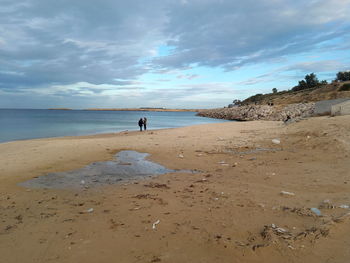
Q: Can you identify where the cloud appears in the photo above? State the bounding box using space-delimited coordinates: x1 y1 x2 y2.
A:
0 0 349 108
153 0 350 70
176 74 199 80
237 59 348 87
284 60 347 73
0 0 167 92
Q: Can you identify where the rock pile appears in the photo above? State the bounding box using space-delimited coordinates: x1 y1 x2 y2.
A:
197 103 315 121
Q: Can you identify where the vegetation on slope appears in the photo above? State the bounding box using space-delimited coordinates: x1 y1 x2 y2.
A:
231 71 350 106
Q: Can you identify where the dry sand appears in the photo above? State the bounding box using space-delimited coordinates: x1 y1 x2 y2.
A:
0 116 350 263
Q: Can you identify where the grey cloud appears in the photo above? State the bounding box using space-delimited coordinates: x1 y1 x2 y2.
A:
1 0 350 108
153 0 350 70
0 0 167 92
284 60 347 73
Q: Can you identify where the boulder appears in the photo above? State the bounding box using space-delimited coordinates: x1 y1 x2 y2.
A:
197 103 315 121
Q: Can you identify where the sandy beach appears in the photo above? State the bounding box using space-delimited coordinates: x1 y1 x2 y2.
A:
1 116 350 263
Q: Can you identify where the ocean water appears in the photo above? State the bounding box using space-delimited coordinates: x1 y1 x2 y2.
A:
0 109 229 143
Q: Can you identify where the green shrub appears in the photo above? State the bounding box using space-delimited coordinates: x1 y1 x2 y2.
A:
339 83 350 91
336 71 350 81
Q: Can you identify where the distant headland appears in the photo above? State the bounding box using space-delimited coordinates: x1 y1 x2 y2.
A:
48 108 72 110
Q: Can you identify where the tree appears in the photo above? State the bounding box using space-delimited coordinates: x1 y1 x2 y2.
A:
295 80 307 91
232 99 242 106
305 73 319 87
292 73 320 91
272 88 277 93
336 71 350 82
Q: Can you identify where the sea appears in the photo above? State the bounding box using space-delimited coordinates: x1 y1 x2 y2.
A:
0 109 229 143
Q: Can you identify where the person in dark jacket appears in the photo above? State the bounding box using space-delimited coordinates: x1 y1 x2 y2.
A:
143 117 147 131
138 118 143 131
284 115 291 124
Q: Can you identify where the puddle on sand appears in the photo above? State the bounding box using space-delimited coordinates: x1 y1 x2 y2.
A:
19 150 185 190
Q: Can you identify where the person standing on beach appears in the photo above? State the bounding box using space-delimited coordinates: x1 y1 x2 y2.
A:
143 117 147 131
138 118 143 131
284 115 291 124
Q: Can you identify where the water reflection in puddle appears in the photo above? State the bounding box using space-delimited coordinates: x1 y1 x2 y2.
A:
19 151 186 190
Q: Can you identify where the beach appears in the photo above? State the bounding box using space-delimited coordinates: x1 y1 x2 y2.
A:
1 115 350 263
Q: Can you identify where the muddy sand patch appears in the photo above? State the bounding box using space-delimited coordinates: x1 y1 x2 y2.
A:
19 150 192 190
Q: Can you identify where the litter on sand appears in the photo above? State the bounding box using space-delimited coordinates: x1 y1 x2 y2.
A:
152 219 160 230
310 207 322 216
272 139 281 144
280 191 295 196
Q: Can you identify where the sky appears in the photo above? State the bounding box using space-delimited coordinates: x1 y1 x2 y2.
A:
0 0 350 109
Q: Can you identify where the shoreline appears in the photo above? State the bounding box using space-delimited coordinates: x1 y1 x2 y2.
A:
0 130 133 145
0 125 202 145
1 116 350 263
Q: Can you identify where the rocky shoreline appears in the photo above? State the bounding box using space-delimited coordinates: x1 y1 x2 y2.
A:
197 103 315 121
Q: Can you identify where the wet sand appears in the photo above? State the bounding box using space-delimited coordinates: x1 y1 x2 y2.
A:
0 116 350 263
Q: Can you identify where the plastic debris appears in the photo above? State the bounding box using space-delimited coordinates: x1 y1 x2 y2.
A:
319 199 335 209
339 205 350 209
80 180 85 185
272 139 281 144
275 227 287 233
152 219 160 230
280 191 295 196
178 154 184 158
310 207 322 216
262 224 293 240
86 208 94 213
